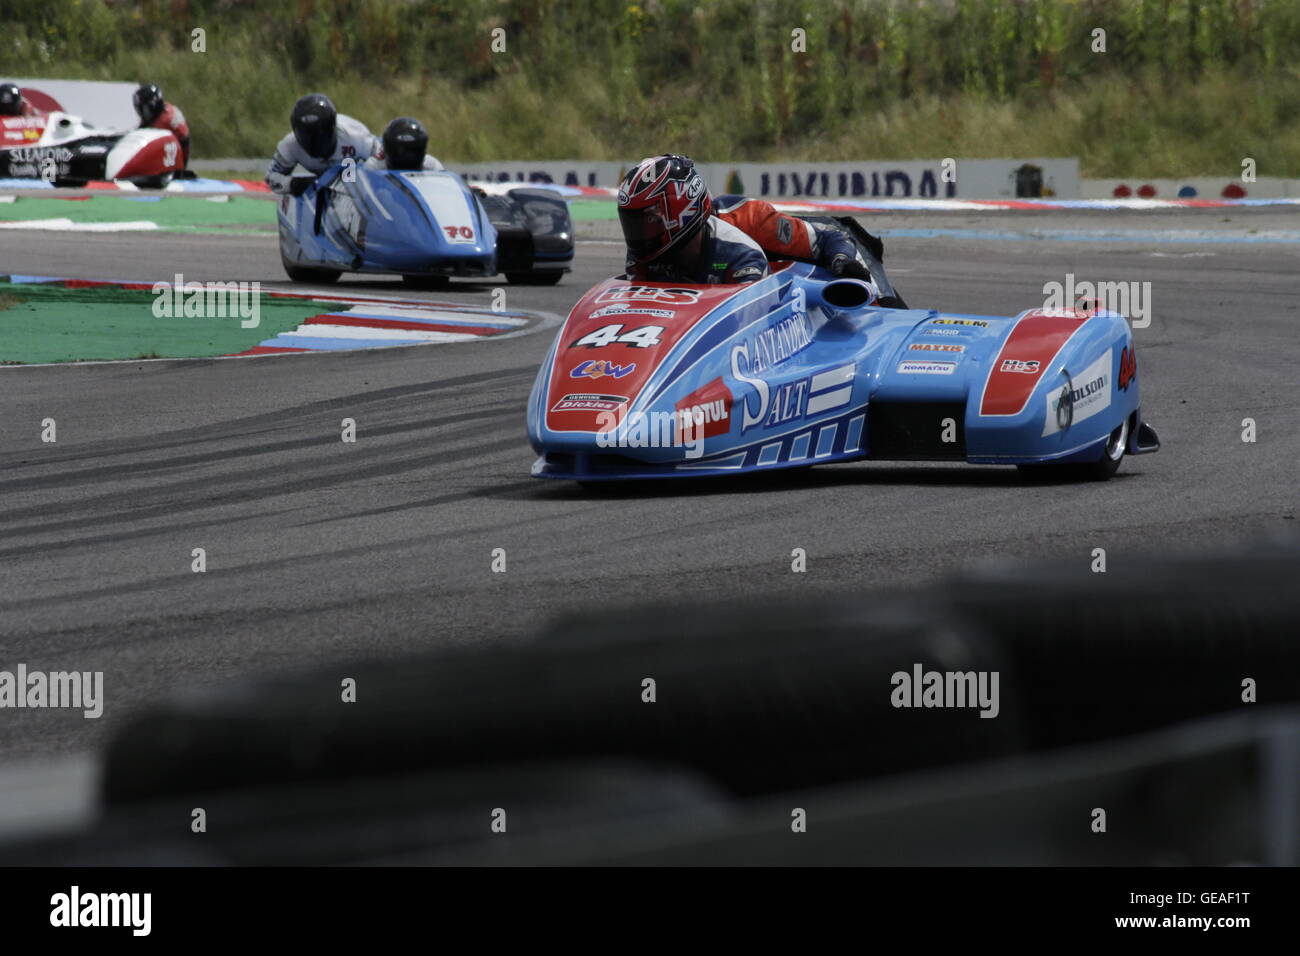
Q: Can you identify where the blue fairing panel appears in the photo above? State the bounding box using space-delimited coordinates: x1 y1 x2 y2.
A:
278 167 498 277
528 257 1154 481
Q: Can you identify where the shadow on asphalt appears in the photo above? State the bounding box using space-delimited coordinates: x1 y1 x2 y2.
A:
489 461 1140 501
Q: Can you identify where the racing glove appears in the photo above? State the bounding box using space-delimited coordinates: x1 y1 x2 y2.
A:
828 253 872 282
289 176 316 197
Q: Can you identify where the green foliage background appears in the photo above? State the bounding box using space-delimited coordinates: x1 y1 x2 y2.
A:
3 0 1298 174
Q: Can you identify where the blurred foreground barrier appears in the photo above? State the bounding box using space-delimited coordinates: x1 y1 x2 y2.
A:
3 541 1297 864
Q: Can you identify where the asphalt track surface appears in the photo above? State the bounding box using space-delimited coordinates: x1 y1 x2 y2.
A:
1 207 1297 761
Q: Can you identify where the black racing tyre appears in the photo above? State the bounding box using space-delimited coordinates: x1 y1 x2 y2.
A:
282 261 342 284
1081 419 1129 481
1017 419 1128 482
134 173 174 190
506 271 564 286
401 273 451 290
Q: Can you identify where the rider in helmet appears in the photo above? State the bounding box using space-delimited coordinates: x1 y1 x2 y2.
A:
618 154 769 284
619 155 878 285
713 194 875 281
265 93 380 195
0 82 37 117
365 117 444 171
132 83 191 167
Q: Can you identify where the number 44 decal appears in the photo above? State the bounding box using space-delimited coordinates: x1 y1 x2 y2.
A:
572 324 664 349
1119 344 1137 390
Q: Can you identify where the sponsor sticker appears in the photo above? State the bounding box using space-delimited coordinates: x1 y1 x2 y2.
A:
742 312 814 373
551 393 629 413
674 378 734 441
1033 308 1091 319
595 285 701 306
1042 352 1110 437
588 304 676 320
2 117 50 146
570 359 635 380
1055 381 1074 432
926 328 962 337
999 358 1040 373
731 349 855 433
4 145 73 163
897 360 957 375
931 318 989 328
910 342 965 353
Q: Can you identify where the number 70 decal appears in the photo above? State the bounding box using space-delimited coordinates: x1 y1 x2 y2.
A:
571 324 664 349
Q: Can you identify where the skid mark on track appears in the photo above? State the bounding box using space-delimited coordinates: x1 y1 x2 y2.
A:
0 397 527 499
0 424 521 546
0 365 536 473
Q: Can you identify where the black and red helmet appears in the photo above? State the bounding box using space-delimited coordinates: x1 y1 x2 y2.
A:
617 155 713 265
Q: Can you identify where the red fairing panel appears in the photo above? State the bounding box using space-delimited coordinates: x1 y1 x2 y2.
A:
544 279 739 434
980 309 1091 416
108 131 183 180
